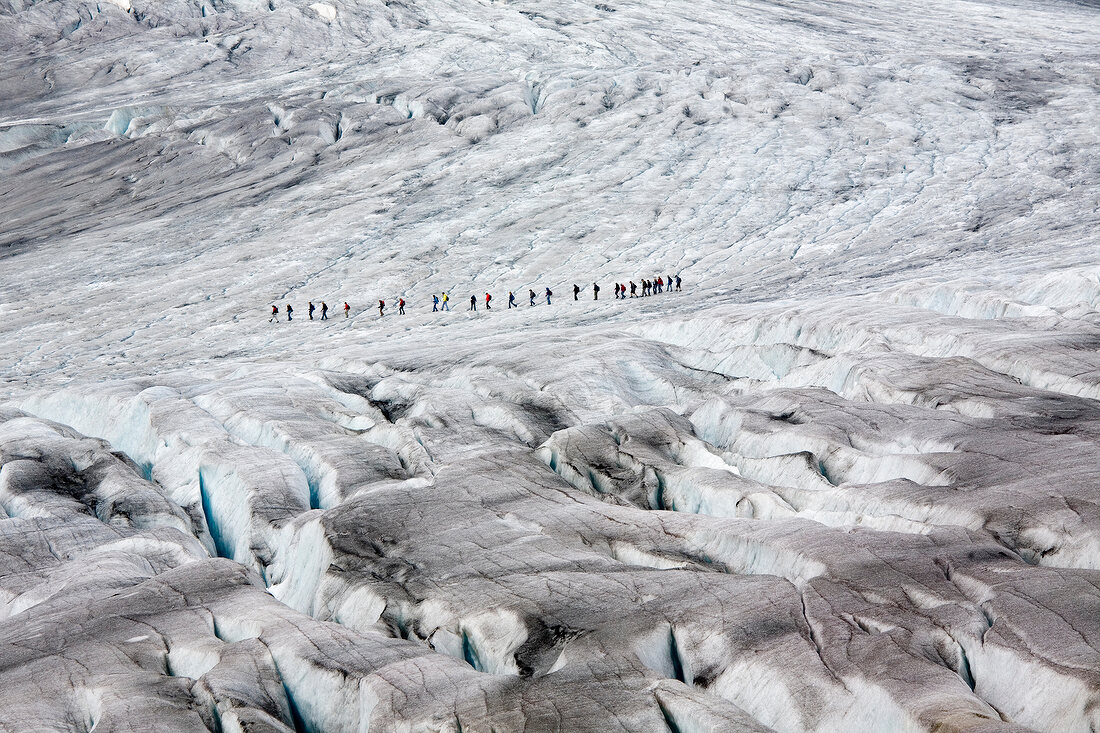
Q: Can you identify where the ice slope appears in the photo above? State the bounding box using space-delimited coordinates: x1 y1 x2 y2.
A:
1 0 1100 729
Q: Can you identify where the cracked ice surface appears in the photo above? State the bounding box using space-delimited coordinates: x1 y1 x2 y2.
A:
2 0 1100 729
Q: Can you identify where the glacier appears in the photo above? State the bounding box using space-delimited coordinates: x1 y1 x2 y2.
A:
1 0 1099 729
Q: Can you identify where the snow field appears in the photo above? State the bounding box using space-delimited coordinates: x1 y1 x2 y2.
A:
2 0 1100 727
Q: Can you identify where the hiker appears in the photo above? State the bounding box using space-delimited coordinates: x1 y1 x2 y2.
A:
546 287 552 305
613 283 620 299
286 304 293 320
269 305 279 322
432 294 439 312
508 291 516 308
441 292 450 311
593 282 600 300
469 295 477 311
308 301 315 320
344 302 350 318
621 283 627 300
398 298 405 315
675 275 682 291
573 284 580 301
529 289 536 306
630 281 637 298
321 302 328 320
485 293 492 309
378 299 385 316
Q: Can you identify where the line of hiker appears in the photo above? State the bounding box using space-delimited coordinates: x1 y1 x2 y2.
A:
268 275 682 322
269 300 352 322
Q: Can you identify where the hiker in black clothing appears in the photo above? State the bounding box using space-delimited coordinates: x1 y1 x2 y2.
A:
508 291 516 308
308 301 315 320
321 302 328 320
613 283 620 299
629 281 637 297
573 284 580 301
470 295 477 311
675 275 682 291
286 304 293 320
379 300 385 316
270 305 279 322
546 287 552 305
593 283 600 300
529 289 536 306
